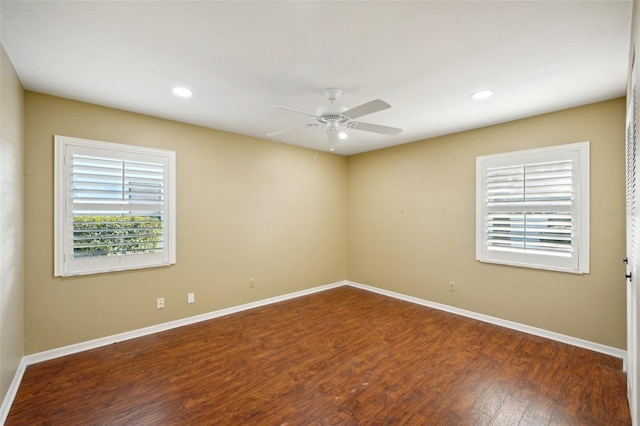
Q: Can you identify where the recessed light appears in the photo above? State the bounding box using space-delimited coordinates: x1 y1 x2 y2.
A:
471 90 493 100
172 87 192 98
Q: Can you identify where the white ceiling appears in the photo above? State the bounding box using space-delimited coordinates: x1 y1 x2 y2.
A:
0 1 633 155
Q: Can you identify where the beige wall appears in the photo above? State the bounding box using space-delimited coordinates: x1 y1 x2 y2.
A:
347 98 627 349
24 92 347 354
21 92 628 353
0 44 24 403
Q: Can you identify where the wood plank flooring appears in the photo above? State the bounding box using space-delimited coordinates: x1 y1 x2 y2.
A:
6 286 631 425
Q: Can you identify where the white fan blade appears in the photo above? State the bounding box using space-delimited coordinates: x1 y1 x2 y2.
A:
270 105 319 119
343 99 391 119
267 123 318 136
352 121 402 136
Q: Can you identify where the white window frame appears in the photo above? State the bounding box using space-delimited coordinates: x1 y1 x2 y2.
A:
476 142 589 274
54 135 176 277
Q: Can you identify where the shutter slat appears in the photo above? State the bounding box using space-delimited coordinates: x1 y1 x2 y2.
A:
485 179 574 256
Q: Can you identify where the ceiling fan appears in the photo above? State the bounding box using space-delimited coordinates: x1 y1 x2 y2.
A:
268 88 402 151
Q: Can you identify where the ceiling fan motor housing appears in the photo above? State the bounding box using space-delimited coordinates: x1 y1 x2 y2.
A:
316 105 350 127
316 105 348 118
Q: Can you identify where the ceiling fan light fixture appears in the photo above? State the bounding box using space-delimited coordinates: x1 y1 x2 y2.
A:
471 90 493 100
172 87 193 98
339 132 348 140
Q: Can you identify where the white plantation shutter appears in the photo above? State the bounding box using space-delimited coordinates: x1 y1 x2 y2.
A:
628 82 638 274
55 136 176 277
486 160 573 255
71 155 165 257
476 143 589 273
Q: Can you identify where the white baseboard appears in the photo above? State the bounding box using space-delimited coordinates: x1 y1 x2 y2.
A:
1 279 626 424
0 357 26 426
346 280 626 360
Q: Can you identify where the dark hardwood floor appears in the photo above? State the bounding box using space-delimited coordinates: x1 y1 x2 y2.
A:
6 286 631 425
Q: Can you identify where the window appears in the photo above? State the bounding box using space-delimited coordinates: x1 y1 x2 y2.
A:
54 135 176 277
476 142 589 274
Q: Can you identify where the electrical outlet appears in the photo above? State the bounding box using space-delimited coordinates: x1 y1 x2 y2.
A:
448 281 456 292
249 278 255 288
187 293 195 304
157 297 165 309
